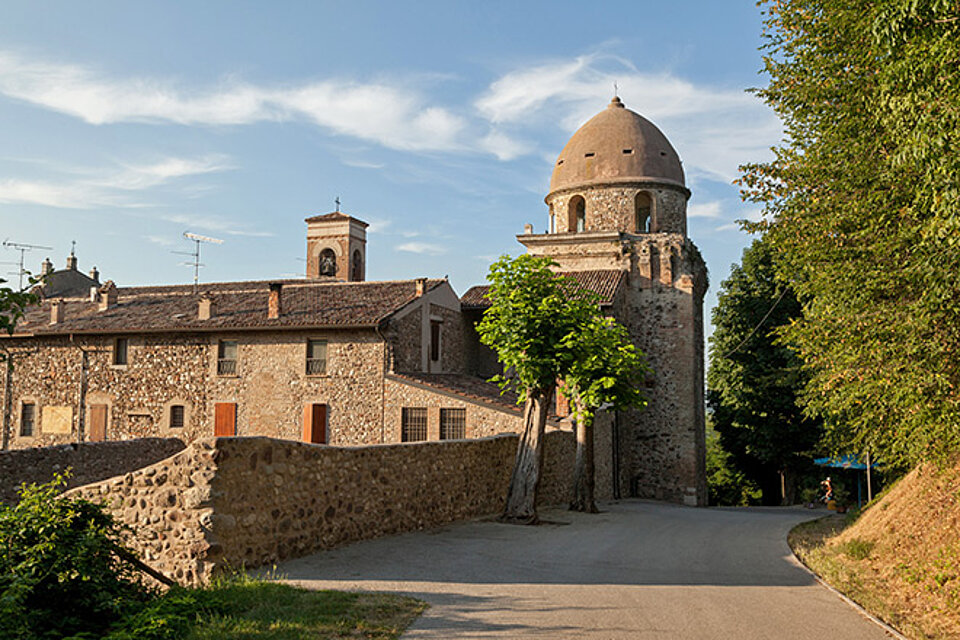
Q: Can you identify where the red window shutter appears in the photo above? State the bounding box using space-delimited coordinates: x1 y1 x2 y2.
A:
214 403 236 436
303 403 326 444
89 404 108 442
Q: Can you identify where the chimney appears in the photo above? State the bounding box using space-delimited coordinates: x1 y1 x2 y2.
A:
66 253 78 271
523 223 533 235
98 281 118 311
41 258 53 275
415 277 427 297
198 296 215 320
89 286 99 302
89 266 99 282
50 299 64 325
268 283 282 319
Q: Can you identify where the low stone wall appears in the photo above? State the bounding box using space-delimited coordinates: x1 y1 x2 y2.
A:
70 431 575 585
0 437 186 504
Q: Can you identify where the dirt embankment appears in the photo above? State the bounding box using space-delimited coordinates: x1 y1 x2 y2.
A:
791 460 960 639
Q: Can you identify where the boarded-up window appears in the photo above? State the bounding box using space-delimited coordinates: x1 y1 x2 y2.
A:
306 340 327 375
89 404 108 442
401 407 427 442
439 408 465 440
169 405 185 429
430 320 441 362
214 402 237 436
303 403 327 444
217 340 238 375
20 403 35 437
113 338 128 366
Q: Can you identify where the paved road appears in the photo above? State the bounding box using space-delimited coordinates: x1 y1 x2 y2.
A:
275 500 893 639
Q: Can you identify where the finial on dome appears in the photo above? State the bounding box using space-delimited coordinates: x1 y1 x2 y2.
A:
609 95 625 109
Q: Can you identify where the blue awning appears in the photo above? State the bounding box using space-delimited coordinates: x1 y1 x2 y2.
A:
814 455 877 470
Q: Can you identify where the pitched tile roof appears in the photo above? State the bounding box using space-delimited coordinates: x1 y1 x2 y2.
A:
460 269 624 310
12 278 444 336
304 212 369 226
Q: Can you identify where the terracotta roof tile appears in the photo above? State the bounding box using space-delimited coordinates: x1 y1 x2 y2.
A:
13 278 444 336
461 269 624 309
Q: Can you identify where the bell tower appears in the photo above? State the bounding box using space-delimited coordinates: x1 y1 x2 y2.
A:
305 211 368 281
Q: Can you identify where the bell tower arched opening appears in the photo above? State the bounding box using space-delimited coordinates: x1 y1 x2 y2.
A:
568 195 586 232
635 192 653 233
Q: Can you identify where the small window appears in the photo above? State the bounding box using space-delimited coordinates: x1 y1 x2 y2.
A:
169 405 185 429
306 339 327 375
623 148 633 155
440 408 465 440
20 403 35 437
401 407 427 442
113 338 128 366
584 152 595 158
430 321 441 362
218 340 238 375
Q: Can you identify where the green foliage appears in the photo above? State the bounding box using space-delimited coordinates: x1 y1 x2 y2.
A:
740 0 960 468
0 475 153 639
706 419 761 506
708 239 821 504
559 313 649 427
476 254 597 399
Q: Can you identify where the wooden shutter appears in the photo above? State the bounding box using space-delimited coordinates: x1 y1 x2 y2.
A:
214 402 237 437
303 403 327 444
89 404 108 442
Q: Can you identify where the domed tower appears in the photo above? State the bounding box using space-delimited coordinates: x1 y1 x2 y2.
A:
519 97 708 506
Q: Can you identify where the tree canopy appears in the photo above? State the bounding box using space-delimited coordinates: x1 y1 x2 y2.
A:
739 0 960 468
707 239 820 504
0 277 39 368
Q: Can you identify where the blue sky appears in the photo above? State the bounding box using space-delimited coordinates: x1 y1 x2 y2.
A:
0 1 779 336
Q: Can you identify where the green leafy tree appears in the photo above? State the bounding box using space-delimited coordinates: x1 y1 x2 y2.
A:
560 315 648 513
708 239 820 505
705 417 761 506
477 255 599 524
739 1 960 468
0 277 39 368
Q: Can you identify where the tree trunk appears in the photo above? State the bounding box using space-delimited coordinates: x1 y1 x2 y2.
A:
501 386 552 524
569 412 598 513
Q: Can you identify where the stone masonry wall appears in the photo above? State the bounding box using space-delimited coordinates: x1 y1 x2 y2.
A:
2 329 388 449
0 437 185 504
546 183 688 236
72 431 576 585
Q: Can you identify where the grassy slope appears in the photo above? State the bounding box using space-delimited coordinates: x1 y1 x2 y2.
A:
790 460 960 639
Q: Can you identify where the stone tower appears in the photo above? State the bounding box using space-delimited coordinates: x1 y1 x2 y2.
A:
519 97 708 505
305 212 368 281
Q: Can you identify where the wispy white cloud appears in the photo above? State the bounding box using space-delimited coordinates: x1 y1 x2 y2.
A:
161 213 274 237
0 155 233 209
364 217 392 234
0 51 466 153
475 53 781 180
688 201 723 219
144 234 175 246
396 241 446 255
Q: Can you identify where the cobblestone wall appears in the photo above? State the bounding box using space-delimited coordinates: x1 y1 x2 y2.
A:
71 431 576 584
0 437 185 504
546 182 688 235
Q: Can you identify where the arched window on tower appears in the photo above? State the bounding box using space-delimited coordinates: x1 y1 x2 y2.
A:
549 211 556 233
635 192 652 233
319 248 337 277
568 195 586 232
351 249 363 281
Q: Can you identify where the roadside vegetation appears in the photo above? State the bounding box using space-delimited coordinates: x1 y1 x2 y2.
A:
0 477 425 640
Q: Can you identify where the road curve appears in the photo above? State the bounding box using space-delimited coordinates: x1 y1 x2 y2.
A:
275 500 893 639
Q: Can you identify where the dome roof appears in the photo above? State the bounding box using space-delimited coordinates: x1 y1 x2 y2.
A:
549 97 685 194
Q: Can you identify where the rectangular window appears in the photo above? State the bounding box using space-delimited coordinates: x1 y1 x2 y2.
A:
401 407 427 442
217 340 238 375
306 339 327 375
169 405 185 429
20 403 35 437
430 320 441 362
113 337 128 366
439 408 465 440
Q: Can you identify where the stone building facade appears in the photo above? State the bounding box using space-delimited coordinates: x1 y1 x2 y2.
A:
2 98 706 506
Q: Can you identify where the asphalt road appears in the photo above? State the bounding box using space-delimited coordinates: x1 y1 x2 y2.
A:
275 500 894 639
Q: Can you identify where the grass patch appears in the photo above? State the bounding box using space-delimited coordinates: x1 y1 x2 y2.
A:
105 576 426 640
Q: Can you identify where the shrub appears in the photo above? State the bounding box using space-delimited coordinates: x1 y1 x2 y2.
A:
0 475 154 639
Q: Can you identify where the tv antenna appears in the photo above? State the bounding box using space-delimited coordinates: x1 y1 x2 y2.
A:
2 239 53 288
173 231 223 294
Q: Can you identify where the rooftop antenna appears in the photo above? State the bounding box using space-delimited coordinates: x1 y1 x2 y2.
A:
174 231 223 294
2 239 53 288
